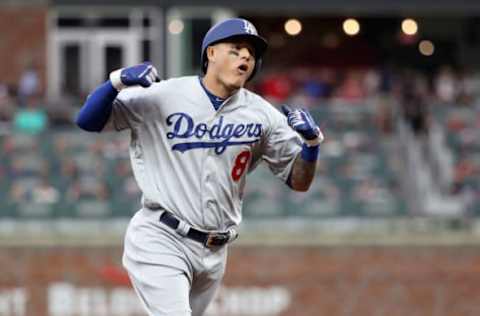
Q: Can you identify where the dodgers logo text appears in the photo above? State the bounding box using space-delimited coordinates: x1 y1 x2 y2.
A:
166 112 262 154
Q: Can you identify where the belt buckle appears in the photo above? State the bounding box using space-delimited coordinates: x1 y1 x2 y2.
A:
205 232 229 248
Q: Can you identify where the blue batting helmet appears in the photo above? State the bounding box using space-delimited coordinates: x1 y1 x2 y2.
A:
201 18 268 80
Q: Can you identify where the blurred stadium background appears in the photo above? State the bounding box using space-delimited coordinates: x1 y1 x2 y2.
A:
2 0 480 315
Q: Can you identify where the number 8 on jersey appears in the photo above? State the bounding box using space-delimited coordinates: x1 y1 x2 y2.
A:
231 150 251 182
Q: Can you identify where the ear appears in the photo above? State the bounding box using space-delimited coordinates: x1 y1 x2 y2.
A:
206 46 217 64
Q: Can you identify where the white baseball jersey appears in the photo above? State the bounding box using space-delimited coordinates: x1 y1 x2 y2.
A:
110 76 302 231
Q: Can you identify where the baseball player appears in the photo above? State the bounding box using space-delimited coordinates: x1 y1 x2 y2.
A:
76 18 324 316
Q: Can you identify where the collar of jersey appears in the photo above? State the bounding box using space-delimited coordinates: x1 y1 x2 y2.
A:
198 76 226 111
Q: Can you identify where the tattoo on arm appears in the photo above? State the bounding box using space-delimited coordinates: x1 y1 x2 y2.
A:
289 153 317 192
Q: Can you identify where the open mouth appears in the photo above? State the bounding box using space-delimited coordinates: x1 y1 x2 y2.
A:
237 64 249 74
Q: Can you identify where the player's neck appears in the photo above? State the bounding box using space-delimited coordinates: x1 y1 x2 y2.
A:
201 74 238 99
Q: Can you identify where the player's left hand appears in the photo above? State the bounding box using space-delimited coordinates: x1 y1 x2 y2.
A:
281 105 324 146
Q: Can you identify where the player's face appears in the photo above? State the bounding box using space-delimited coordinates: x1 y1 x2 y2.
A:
208 40 256 91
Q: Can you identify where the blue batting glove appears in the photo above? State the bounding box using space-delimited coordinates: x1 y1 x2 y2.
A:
281 105 324 146
109 62 160 91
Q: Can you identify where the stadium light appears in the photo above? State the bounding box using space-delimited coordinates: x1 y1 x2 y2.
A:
419 40 434 56
343 18 360 36
402 18 418 36
169 19 184 34
284 19 302 36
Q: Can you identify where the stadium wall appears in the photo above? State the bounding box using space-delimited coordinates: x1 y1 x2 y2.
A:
1 245 480 316
0 6 47 91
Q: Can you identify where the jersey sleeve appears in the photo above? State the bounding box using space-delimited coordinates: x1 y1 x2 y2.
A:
110 85 157 131
262 106 303 182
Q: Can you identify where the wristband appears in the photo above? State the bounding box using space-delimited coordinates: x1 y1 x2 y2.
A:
109 68 127 91
300 143 319 162
304 137 322 147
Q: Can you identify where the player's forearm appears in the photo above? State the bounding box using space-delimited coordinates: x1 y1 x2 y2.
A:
288 144 319 192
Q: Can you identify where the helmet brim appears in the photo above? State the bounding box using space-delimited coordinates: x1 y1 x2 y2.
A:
214 34 268 58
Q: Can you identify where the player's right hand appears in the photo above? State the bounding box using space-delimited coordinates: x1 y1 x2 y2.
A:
109 62 160 91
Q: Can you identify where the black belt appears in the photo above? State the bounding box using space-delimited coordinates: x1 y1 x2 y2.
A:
159 211 234 248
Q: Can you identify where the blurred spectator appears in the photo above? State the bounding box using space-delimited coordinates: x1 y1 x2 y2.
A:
59 159 79 180
17 64 40 107
67 177 110 202
399 72 430 136
52 158 80 190
31 176 60 204
446 108 469 132
122 176 141 199
434 66 458 104
8 155 47 180
379 63 395 95
115 159 132 178
456 68 478 106
256 71 293 104
332 70 366 103
103 137 130 159
13 95 48 134
8 174 56 205
9 180 31 203
452 153 477 194
353 178 379 202
46 95 81 127
363 68 381 98
290 68 334 108
0 83 15 122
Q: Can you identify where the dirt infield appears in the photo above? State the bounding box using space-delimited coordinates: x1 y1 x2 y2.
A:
1 245 480 316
